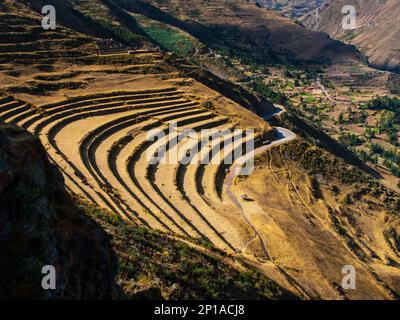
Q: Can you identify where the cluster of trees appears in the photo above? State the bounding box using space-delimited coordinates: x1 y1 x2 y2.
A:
362 96 400 146
369 143 400 177
282 68 330 88
338 132 364 147
384 160 400 177
251 79 288 105
364 96 400 113
371 143 400 164
365 126 398 145
388 74 400 94
142 24 193 55
338 105 368 125
356 149 378 165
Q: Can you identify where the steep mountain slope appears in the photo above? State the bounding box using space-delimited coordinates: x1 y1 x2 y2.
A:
1 0 400 300
0 122 292 299
114 0 363 66
302 0 400 71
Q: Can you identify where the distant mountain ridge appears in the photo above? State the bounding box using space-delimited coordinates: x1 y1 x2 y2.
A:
122 0 363 67
251 0 330 18
301 0 400 71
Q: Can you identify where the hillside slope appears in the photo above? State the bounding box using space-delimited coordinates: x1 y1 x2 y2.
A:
302 0 400 71
0 122 293 299
1 0 400 300
114 0 363 66
252 0 330 18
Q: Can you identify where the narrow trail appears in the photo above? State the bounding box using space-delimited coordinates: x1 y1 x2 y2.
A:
278 147 397 299
221 124 319 299
317 79 334 102
224 127 296 259
278 147 316 223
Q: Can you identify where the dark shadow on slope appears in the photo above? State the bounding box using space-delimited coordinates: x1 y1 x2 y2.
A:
0 122 121 299
169 60 275 115
272 110 383 179
118 0 363 67
21 0 145 46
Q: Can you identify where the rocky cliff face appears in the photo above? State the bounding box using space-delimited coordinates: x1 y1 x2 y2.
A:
0 123 120 299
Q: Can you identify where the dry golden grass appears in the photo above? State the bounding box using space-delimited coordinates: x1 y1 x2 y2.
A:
232 146 400 299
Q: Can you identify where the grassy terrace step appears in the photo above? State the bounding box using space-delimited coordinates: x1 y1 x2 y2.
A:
0 14 39 24
129 116 230 241
20 92 184 127
172 113 219 128
200 134 256 202
79 107 203 228
0 51 88 61
0 32 66 44
153 108 209 122
6 108 38 126
126 118 230 237
40 88 178 109
42 94 185 117
29 99 195 134
0 26 27 33
0 104 30 122
0 38 92 53
154 123 238 252
109 127 187 234
0 100 25 113
0 44 40 53
0 96 15 105
31 100 201 223
39 92 183 114
75 55 162 66
30 65 162 81
0 95 36 125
